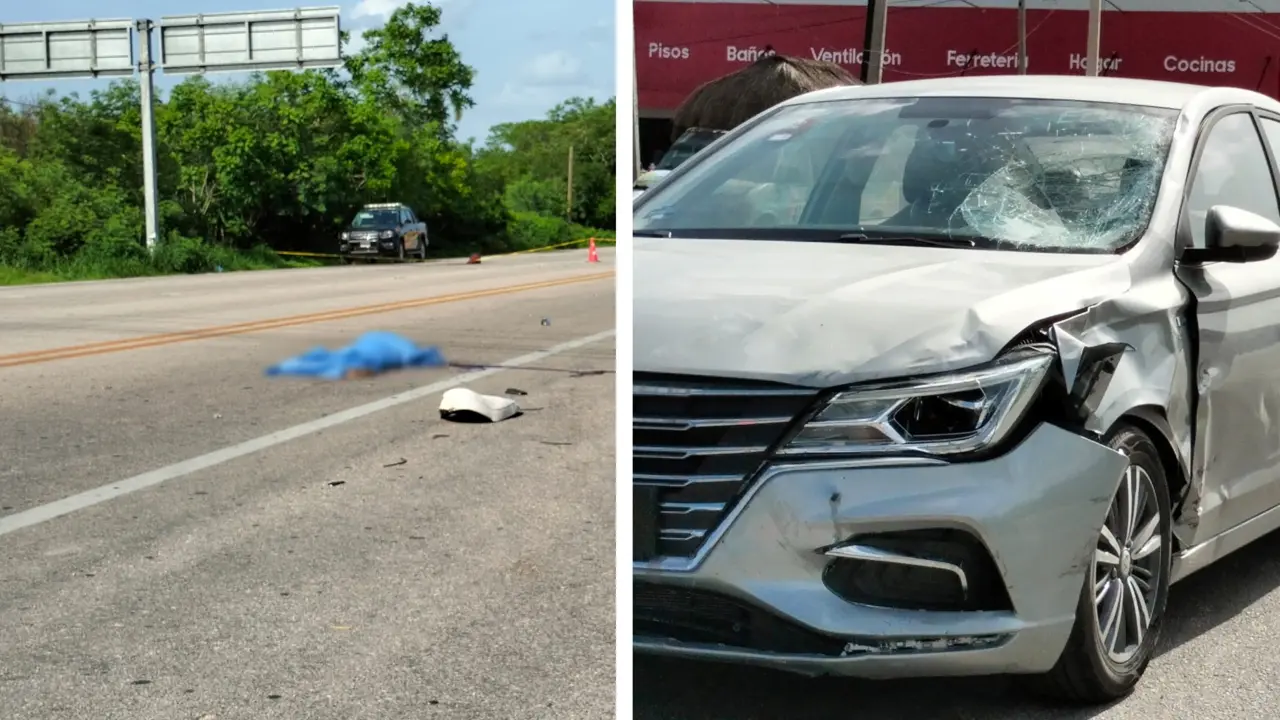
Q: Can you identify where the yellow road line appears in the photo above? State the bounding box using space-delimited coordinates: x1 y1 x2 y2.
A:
0 270 614 369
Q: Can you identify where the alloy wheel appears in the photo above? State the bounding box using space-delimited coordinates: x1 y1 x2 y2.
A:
1092 462 1163 664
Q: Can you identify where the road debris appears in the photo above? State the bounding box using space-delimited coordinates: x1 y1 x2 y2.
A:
265 331 446 380
326 480 345 487
439 388 520 423
383 458 407 467
505 387 528 396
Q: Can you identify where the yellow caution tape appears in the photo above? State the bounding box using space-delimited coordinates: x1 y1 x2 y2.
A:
275 237 616 261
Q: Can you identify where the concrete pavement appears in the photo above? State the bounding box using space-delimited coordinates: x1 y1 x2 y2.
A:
0 249 616 720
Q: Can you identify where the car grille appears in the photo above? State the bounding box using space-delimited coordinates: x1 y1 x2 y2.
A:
350 231 379 241
633 373 819 560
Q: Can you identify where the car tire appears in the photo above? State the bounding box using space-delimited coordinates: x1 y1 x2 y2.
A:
397 239 406 262
1025 424 1173 705
417 237 427 260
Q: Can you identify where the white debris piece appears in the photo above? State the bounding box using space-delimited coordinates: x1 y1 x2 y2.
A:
439 387 520 423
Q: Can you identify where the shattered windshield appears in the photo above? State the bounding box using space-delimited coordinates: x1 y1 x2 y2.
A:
634 97 1178 253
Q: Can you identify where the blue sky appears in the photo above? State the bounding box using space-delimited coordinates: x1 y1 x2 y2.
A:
0 0 615 144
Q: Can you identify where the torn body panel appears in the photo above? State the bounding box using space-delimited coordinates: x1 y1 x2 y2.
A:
1044 270 1197 544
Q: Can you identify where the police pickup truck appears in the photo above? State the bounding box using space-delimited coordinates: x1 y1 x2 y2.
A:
339 203 429 262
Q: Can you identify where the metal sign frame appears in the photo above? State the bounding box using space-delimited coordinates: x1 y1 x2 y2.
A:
0 19 135 80
158 6 341 75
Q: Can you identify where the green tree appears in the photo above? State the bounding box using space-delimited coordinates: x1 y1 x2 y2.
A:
346 3 476 132
477 97 617 230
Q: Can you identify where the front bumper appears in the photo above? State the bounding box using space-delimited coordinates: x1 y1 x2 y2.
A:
633 422 1127 678
340 238 399 257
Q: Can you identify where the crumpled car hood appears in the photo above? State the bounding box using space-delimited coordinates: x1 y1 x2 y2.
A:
634 238 1134 387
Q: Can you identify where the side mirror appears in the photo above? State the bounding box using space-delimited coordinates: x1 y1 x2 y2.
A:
1205 205 1280 250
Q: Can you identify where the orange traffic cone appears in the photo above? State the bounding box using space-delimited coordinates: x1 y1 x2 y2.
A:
467 252 481 264
587 238 599 263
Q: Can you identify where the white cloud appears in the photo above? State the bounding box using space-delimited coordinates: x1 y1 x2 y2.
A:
522 50 586 87
494 79 609 111
348 0 473 27
345 27 370 55
495 83 556 109
349 0 408 21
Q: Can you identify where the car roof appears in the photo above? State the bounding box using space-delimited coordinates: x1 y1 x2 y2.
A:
785 75 1280 114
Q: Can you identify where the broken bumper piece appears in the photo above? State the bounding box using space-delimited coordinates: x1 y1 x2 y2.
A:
633 422 1128 678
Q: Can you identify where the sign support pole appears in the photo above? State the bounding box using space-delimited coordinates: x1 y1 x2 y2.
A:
633 54 642 178
1085 0 1102 76
1017 0 1028 75
137 19 160 251
861 0 889 85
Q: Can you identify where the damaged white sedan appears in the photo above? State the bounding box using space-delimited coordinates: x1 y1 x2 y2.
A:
631 75 1280 704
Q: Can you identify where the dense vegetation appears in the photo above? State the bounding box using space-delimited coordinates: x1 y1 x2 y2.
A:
0 3 615 283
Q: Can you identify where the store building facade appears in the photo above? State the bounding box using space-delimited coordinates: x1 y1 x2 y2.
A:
635 0 1280 165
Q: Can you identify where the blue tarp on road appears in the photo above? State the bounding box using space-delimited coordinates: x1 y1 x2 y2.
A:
265 331 448 380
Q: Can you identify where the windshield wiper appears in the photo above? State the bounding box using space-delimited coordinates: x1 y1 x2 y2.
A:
634 230 673 238
837 233 977 249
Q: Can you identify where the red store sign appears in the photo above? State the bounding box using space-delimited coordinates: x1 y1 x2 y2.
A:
635 1 1280 111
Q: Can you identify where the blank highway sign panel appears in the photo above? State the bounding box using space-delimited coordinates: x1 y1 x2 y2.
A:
0 19 135 80
159 6 342 75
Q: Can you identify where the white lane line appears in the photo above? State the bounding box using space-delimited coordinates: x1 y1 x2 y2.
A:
0 328 616 538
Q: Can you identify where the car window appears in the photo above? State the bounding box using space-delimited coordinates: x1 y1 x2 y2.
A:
351 209 398 228
1186 112 1280 248
636 96 1178 253
405 208 417 223
1263 117 1280 158
657 129 726 171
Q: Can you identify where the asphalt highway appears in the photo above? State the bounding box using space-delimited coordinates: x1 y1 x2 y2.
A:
0 249 616 720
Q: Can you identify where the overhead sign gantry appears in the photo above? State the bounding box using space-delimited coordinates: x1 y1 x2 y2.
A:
0 7 343 250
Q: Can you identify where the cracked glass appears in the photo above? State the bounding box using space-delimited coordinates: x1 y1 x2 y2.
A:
635 96 1179 254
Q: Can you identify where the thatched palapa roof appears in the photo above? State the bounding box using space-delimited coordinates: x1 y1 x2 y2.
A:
671 52 860 141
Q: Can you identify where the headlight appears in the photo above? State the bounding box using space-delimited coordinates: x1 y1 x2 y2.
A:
779 347 1054 458
380 230 395 239
341 231 350 240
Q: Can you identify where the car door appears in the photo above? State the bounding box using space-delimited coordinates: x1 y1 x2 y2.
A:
395 208 410 249
1176 108 1280 544
405 208 423 248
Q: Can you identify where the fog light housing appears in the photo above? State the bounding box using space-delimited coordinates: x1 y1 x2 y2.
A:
821 529 1013 612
